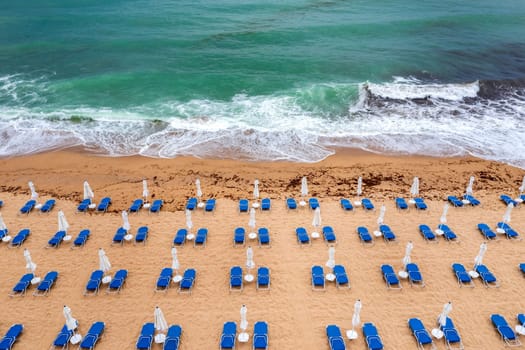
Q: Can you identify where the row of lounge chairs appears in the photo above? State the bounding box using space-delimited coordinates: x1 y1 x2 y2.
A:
220 321 268 350
381 264 424 289
186 197 217 212
326 323 384 350
172 228 208 247
9 271 59 297
135 323 182 350
229 266 270 291
233 227 271 247
295 225 397 246
84 269 129 295
501 194 525 207
153 268 196 294
311 265 350 290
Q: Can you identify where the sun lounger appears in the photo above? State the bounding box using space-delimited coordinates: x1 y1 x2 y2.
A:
340 198 353 211
406 263 425 287
491 314 521 347
361 198 375 210
239 199 249 213
451 263 474 288
229 266 243 292
112 227 127 245
173 229 187 246
419 225 438 243
362 322 384 350
163 325 182 350
220 322 237 350
333 265 350 289
475 264 499 288
253 321 269 350
0 228 7 240
134 226 149 245
33 271 58 296
96 197 111 212
10 228 30 247
408 318 436 350
296 227 310 245
136 323 154 350
381 264 402 290
326 325 346 350
79 321 105 349
357 226 374 245
179 268 196 294
19 199 36 214
47 230 66 248
51 324 73 349
257 267 270 290
149 199 163 213
258 227 270 247
323 226 337 244
72 229 90 248
395 197 408 210
261 198 271 211
194 228 208 247
186 197 197 210
309 197 319 209
414 198 428 210
233 227 245 246
84 270 104 296
155 267 173 292
463 194 480 206
500 195 518 206
437 224 458 242
286 198 297 210
518 314 525 327
497 222 521 240
439 317 464 350
40 199 56 213
9 273 34 297
77 199 91 212
205 198 216 212
0 324 23 350
106 269 128 294
447 196 463 207
477 223 498 240
129 199 143 213
379 225 396 242
311 265 325 291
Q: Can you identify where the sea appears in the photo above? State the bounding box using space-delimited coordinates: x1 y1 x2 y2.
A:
1 0 525 167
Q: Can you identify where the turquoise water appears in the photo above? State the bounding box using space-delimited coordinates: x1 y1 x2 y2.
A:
1 0 525 166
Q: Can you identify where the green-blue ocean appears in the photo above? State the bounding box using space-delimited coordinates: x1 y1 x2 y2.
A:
1 0 525 166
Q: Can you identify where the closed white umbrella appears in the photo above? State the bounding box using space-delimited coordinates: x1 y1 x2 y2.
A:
195 179 202 199
246 246 255 269
348 299 362 339
312 207 321 228
98 248 111 274
357 177 363 197
185 209 193 231
377 205 386 226
301 177 308 197
240 304 248 332
248 208 256 231
520 175 525 194
403 241 413 266
63 305 78 331
438 302 453 327
253 179 260 200
28 181 38 200
171 247 180 271
142 179 149 199
440 204 449 225
83 181 94 201
24 248 36 273
502 203 513 224
154 306 168 332
58 210 69 233
410 177 419 197
326 246 335 268
466 176 475 196
474 242 487 268
121 211 130 232
0 213 7 232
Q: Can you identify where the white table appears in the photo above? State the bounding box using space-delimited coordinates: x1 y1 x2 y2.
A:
2 236 11 242
102 276 112 284
63 235 72 242
373 230 382 237
244 274 254 282
252 202 260 209
155 334 166 344
299 201 307 207
238 333 250 342
346 330 358 340
88 204 97 209
197 202 205 209
398 271 408 279
311 232 320 239
186 233 195 241
124 234 133 241
173 275 183 283
325 273 336 282
435 229 444 236
468 271 479 278
70 334 82 345
248 232 257 240
431 328 444 339
462 199 470 205
496 228 506 234
353 201 362 206
143 203 151 209
30 277 41 285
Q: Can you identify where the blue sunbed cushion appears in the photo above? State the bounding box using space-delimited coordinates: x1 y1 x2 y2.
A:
97 197 111 211
37 271 58 292
109 269 128 289
180 269 196 289
491 314 517 341
381 265 399 286
408 318 432 345
0 324 23 350
296 227 309 244
309 198 319 209
150 199 163 213
164 325 182 350
86 270 103 292
333 265 349 286
395 197 408 210
80 322 105 349
340 198 353 211
258 227 270 244
12 273 34 293
205 199 216 212
261 198 271 210
230 266 243 288
257 267 270 287
173 229 187 245
326 325 346 350
186 197 197 210
323 226 336 242
440 317 461 344
406 263 423 283
220 322 237 349
311 265 324 287
135 226 149 242
253 321 268 349
357 226 372 242
136 323 154 350
362 323 383 350
53 324 73 347
379 225 396 240
476 264 496 283
239 199 249 212
286 198 297 209
234 227 245 244
195 228 208 244
362 198 374 210
452 263 471 284
40 199 56 212
157 268 173 289
447 196 463 207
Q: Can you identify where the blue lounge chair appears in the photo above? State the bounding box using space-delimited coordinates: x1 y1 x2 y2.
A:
233 227 245 246
406 263 425 287
362 198 375 211
136 323 154 350
497 222 521 240
10 228 30 247
439 317 464 350
107 269 128 294
408 318 435 350
419 225 438 243
258 227 270 247
447 196 463 207
135 226 149 245
500 195 517 206
296 227 310 245
97 197 111 212
520 263 525 276
51 324 73 349
19 200 36 214
194 228 208 247
463 194 480 206
323 226 337 244
395 197 408 210
477 223 498 240
491 314 521 347
239 199 249 213
205 199 216 212
261 198 271 211
381 264 401 290
326 325 346 350
33 271 58 296
163 325 182 350
40 199 56 213
362 323 384 350
286 198 297 210
311 265 325 291
79 321 105 349
379 225 396 242
186 197 197 210
414 198 427 210
173 229 187 246
73 229 90 248
9 273 34 297
112 227 127 245
437 224 458 242
155 267 173 292
179 268 196 294
340 198 353 211
129 199 143 213
451 263 474 288
333 265 350 289
309 197 319 209
0 324 23 350
518 314 525 328
84 270 103 296
357 226 374 245
230 266 243 292
47 231 66 248
0 228 7 240
257 267 270 290
219 322 236 350
149 199 163 213
77 199 91 212
253 321 269 350
475 264 499 288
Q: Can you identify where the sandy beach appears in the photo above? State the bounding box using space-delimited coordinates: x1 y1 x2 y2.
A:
0 150 524 349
